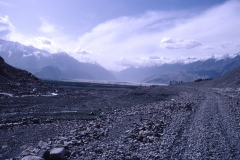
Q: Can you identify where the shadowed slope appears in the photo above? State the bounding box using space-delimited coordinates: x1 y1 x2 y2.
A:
0 56 55 95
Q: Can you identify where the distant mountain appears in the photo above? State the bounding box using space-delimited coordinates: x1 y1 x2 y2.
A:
35 66 63 80
35 65 94 80
0 39 115 81
114 53 240 84
143 71 201 84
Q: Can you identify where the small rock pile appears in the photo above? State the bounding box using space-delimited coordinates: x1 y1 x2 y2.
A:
18 120 109 159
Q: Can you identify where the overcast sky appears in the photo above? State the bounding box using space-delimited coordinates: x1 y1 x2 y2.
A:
0 0 240 70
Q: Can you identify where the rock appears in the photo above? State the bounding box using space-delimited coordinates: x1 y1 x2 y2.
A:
32 148 40 154
38 141 48 149
50 147 65 159
2 145 8 149
32 118 40 124
64 150 71 158
136 135 144 141
95 147 103 154
70 151 77 157
89 112 95 115
21 156 44 160
71 140 78 145
20 146 35 157
37 150 50 159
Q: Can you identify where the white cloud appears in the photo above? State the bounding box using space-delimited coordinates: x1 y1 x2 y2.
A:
73 47 91 55
220 41 240 50
75 0 240 70
159 37 202 49
75 11 187 70
39 38 51 45
117 56 172 67
2 0 240 71
1 16 78 54
28 37 62 53
149 56 161 59
0 15 14 39
202 45 214 50
69 52 95 64
70 47 96 63
39 18 56 33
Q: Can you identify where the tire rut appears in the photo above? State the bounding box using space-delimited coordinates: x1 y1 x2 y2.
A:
163 90 240 159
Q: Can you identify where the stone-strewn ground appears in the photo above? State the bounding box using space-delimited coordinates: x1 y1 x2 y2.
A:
1 83 240 160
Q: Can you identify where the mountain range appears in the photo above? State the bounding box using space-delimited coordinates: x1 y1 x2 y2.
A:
0 39 115 81
113 53 240 84
1 39 240 84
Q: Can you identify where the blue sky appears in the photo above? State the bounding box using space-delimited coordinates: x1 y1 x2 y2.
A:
1 0 240 70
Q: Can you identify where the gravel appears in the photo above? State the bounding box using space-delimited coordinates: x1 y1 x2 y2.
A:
1 84 240 159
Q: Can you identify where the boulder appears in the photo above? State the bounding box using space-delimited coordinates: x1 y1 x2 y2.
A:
32 118 40 124
50 147 65 159
38 150 50 159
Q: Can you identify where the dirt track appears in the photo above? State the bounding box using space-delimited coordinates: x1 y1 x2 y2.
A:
161 89 240 159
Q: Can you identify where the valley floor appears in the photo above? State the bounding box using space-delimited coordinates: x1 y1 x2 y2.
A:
0 82 240 159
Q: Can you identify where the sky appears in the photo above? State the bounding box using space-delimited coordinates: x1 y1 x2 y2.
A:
0 0 240 71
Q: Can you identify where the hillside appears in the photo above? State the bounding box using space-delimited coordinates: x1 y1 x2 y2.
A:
189 65 240 88
209 65 240 88
0 56 55 95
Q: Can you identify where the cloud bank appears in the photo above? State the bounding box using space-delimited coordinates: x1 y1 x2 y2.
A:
74 0 240 70
117 56 172 68
74 48 91 55
159 37 202 49
1 0 240 71
30 37 62 53
0 15 14 39
39 18 56 33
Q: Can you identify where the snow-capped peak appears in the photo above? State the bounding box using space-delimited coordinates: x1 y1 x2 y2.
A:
210 53 240 61
175 52 240 65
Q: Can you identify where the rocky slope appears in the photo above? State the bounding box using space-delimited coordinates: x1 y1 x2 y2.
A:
143 71 201 84
0 56 56 96
202 65 240 88
179 65 240 88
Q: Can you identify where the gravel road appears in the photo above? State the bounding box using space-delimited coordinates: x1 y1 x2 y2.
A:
162 89 240 159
